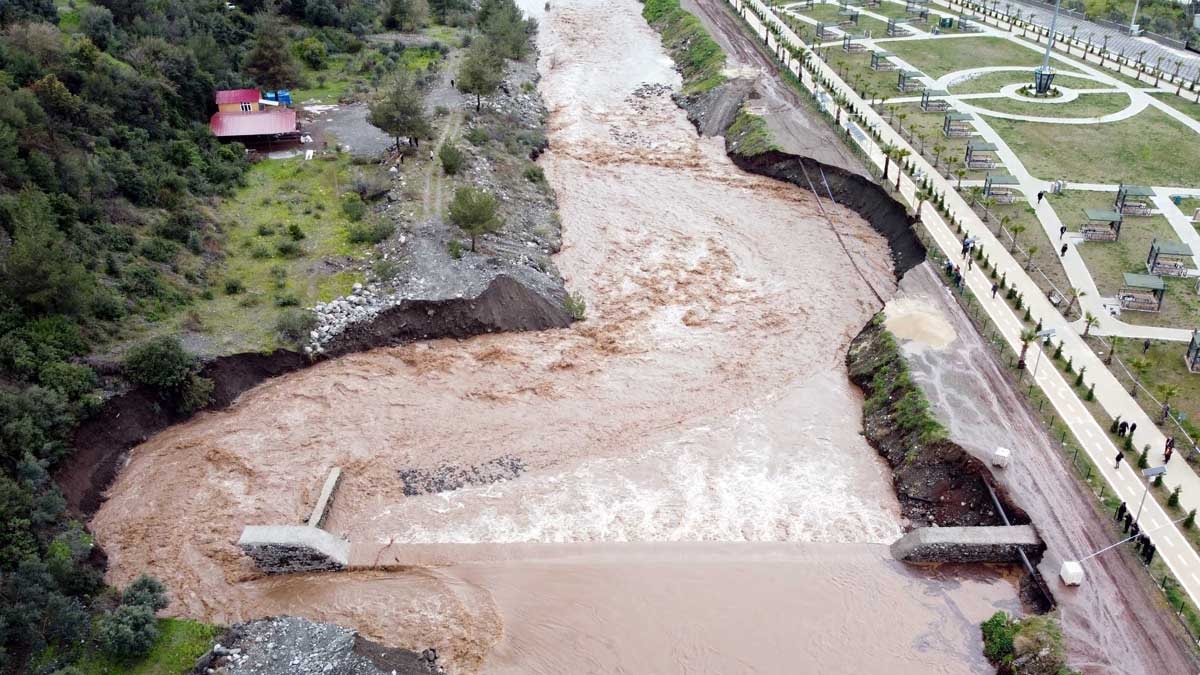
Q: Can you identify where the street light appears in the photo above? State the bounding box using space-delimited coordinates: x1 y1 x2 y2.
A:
1031 328 1056 379
1033 0 1063 94
1134 465 1167 522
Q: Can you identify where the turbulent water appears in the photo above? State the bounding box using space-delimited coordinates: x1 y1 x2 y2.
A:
90 0 1020 671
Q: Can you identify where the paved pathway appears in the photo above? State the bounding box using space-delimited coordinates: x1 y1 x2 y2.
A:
735 0 1200 614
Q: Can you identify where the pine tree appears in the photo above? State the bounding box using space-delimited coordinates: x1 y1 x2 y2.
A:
458 40 504 112
243 14 300 88
368 70 430 151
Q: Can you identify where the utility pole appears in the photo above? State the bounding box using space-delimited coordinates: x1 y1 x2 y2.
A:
1130 0 1143 35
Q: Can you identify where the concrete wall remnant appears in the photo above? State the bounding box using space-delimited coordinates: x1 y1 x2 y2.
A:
890 525 1042 564
238 525 350 573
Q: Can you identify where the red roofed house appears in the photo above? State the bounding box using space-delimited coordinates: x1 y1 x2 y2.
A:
210 89 298 140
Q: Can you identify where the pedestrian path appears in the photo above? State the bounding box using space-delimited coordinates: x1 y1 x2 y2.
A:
734 0 1200 611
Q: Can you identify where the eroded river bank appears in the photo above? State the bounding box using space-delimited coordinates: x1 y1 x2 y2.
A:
90 0 1026 672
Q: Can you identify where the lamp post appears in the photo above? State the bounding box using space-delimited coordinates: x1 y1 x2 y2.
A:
1034 0 1063 94
1130 0 1143 35
1134 465 1168 523
1031 328 1056 379
1062 466 1171 586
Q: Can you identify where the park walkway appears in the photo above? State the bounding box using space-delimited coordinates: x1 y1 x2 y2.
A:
733 0 1200 612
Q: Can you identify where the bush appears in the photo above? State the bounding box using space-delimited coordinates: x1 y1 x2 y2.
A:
276 308 317 345
1169 486 1182 508
980 611 1016 665
38 362 97 400
256 224 276 236
564 292 586 320
448 239 463 259
178 374 214 414
124 337 195 390
347 219 394 244
224 278 245 295
122 574 169 611
276 240 303 258
98 604 158 658
287 223 306 241
274 293 300 307
465 127 489 145
439 143 465 175
523 165 545 183
250 244 271 259
341 193 367 222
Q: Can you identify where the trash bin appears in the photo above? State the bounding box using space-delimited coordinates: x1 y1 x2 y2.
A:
939 17 954 28
1173 194 1183 206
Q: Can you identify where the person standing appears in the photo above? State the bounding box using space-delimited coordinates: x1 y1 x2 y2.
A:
1037 191 1045 204
991 282 999 298
1115 501 1127 521
1115 451 1125 469
1060 242 1068 257
1059 224 1067 239
1143 338 1151 354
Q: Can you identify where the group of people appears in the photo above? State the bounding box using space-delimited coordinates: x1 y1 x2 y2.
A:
1114 500 1158 565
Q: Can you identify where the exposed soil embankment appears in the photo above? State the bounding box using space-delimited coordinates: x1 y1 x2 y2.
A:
846 317 1031 530
56 274 570 516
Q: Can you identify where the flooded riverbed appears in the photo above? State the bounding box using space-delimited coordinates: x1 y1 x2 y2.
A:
90 0 1020 671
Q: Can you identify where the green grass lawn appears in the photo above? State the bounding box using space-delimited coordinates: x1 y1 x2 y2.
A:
143 155 380 355
74 619 221 675
827 47 903 96
946 70 1100 95
969 92 1132 119
1095 336 1200 447
981 199 1078 314
1150 92 1200 125
880 35 1041 79
883 102 993 180
789 3 891 37
987 107 1200 187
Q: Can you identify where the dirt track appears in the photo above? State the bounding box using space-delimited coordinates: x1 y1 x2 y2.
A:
891 263 1198 675
682 0 869 177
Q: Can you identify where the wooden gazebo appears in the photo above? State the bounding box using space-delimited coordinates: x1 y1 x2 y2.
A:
983 174 1019 204
942 111 974 137
959 13 984 32
838 7 860 26
887 17 912 36
1146 238 1193 277
1118 273 1164 313
920 89 950 112
897 70 924 92
1115 184 1155 216
905 0 928 12
1186 330 1200 373
1080 208 1123 241
842 32 867 53
964 141 997 169
871 50 897 71
815 22 837 40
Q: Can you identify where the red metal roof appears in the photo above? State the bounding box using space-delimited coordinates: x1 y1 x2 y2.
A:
215 88 261 105
209 109 297 138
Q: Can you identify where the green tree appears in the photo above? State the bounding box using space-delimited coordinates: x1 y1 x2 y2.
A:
1017 328 1037 369
122 574 169 611
1083 311 1099 337
124 336 194 390
439 142 465 175
98 603 158 657
243 14 301 88
448 186 501 251
457 40 504 112
385 0 429 30
368 70 430 151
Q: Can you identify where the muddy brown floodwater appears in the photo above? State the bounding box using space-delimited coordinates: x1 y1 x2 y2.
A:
91 0 1022 672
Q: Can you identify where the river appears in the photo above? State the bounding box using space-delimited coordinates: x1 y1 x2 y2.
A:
90 0 1020 671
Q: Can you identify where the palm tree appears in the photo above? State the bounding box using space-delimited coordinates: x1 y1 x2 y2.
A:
998 214 1011 237
932 143 945 166
1083 311 1099 337
889 146 910 191
1025 245 1038 270
896 112 909 134
1129 356 1151 397
1018 328 1038 369
1065 286 1085 316
1156 383 1179 418
913 187 932 217
955 168 967 189
966 186 983 206
981 196 997 222
881 142 899 179
1008 224 1027 252
1105 336 1120 364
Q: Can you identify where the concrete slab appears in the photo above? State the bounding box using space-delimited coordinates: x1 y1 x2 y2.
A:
238 525 350 573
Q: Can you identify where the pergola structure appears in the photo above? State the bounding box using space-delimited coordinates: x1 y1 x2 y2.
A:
905 0 928 12
870 50 897 71
959 13 984 32
910 6 930 22
897 70 924 92
1186 330 1200 373
1079 208 1123 241
887 17 912 36
837 7 860 26
920 89 950 112
1118 273 1165 313
942 111 974 137
983 174 1019 203
1146 238 1193 277
815 22 838 39
1115 184 1156 216
964 140 997 169
842 32 867 52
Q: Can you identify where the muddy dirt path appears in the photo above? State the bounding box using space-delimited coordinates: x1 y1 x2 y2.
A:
87 0 1018 672
888 263 1198 675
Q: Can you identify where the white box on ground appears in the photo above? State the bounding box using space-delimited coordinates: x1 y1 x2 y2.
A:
991 447 1011 468
1060 560 1084 586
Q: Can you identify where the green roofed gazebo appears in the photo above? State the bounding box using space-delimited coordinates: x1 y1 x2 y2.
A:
898 70 923 92
1115 184 1155 216
1186 330 1200 373
1080 208 1123 242
920 89 949 112
965 141 997 169
887 17 911 36
943 112 974 137
871 51 896 71
1147 238 1193 276
983 174 1018 203
842 32 867 52
1119 273 1165 313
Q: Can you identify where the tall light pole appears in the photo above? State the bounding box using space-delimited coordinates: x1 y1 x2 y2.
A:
1129 0 1143 36
1031 328 1056 379
1134 465 1167 522
1034 0 1064 94
1061 465 1170 586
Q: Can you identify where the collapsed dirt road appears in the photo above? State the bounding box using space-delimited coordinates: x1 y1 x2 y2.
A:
889 263 1198 674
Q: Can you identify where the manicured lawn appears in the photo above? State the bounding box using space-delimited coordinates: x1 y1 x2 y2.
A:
1093 336 1200 447
980 199 1077 316
882 102 992 180
1150 92 1200 124
987 107 1200 187
788 3 891 37
968 92 1132 119
74 619 221 675
946 70 1100 94
827 47 903 96
881 35 1041 79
